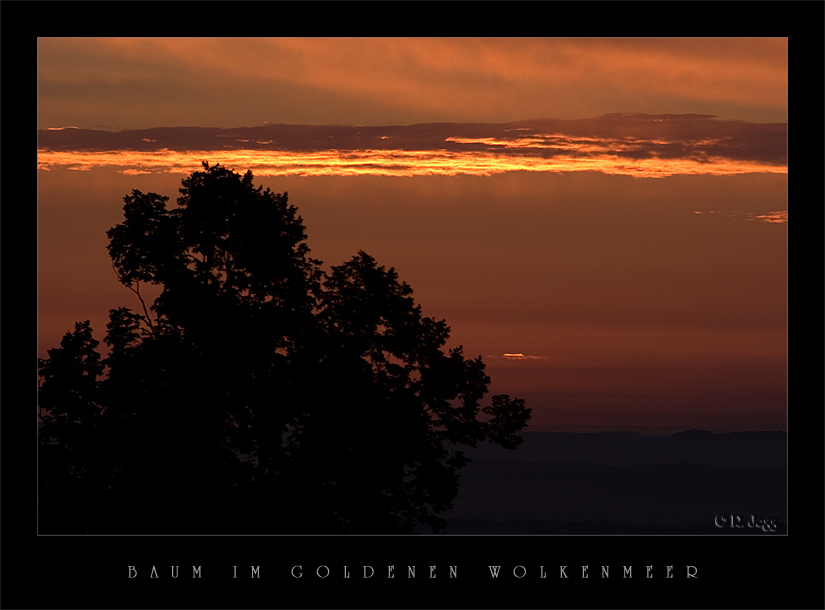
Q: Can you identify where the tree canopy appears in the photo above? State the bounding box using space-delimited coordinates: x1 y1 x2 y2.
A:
38 162 531 534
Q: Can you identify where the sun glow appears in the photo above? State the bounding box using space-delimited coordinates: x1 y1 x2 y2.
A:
501 353 549 361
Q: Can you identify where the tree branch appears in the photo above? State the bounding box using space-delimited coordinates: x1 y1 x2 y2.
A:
111 263 155 334
130 281 156 334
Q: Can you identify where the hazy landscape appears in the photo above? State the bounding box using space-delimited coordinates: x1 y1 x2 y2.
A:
431 429 787 535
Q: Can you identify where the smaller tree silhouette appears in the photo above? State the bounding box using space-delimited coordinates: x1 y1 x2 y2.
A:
37 163 531 534
38 321 113 532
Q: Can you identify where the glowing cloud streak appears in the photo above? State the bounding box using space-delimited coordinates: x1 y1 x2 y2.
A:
37 115 787 178
37 147 786 179
693 210 787 224
499 353 549 361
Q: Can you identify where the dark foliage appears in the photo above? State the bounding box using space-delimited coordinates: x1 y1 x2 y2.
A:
37 163 531 534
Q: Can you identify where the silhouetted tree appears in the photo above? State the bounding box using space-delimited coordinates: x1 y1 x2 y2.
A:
37 320 125 532
37 162 531 534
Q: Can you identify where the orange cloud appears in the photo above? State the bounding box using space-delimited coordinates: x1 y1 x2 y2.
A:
693 210 788 224
500 353 549 361
37 38 788 130
36 147 787 179
36 116 787 178
749 211 787 224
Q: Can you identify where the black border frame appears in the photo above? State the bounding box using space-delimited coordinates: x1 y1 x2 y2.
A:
6 3 822 608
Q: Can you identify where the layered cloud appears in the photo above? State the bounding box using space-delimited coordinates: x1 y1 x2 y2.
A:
37 38 788 129
37 114 787 179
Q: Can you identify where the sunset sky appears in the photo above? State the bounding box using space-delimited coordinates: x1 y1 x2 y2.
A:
36 37 788 433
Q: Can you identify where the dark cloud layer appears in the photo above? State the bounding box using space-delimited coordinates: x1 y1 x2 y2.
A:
38 114 787 167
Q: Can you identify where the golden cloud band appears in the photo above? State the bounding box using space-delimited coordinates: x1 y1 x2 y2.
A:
37 147 787 179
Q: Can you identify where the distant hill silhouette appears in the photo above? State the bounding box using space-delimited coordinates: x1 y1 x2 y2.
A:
461 429 786 468
424 430 787 535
